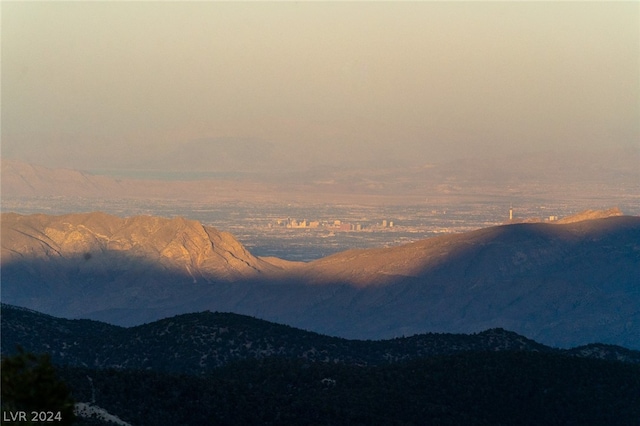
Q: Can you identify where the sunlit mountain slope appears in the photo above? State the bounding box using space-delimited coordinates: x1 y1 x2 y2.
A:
2 211 638 348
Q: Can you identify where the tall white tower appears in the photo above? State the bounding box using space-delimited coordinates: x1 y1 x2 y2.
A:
509 204 513 221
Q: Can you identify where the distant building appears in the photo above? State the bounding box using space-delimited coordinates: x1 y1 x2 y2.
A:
288 219 307 228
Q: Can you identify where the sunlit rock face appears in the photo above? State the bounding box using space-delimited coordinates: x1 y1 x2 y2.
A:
1 212 292 282
0 212 297 323
2 211 639 350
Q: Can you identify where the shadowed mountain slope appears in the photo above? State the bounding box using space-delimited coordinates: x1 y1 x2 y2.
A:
1 211 299 324
1 212 639 349
300 213 636 285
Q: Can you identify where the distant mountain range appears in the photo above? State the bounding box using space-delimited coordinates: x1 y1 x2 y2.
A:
0 158 279 202
3 148 639 204
2 209 639 349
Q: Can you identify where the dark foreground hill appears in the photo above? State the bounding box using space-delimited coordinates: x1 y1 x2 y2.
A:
3 304 639 375
2 305 640 426
2 211 639 349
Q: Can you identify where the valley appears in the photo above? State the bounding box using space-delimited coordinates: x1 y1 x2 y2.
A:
3 162 639 424
2 195 634 262
2 210 639 349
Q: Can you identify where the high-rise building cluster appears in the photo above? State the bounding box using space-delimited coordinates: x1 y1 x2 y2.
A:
271 217 394 231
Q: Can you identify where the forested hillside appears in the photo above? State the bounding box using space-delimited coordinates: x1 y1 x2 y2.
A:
58 353 640 426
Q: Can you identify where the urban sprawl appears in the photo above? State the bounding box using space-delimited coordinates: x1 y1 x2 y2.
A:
271 218 394 231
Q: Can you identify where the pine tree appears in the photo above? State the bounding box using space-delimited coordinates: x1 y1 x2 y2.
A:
1 347 76 425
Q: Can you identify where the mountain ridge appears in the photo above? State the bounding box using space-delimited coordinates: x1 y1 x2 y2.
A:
1 211 297 282
2 210 639 349
3 303 639 377
3 303 640 426
4 152 639 205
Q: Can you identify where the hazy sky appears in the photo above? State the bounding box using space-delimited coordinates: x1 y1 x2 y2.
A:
2 1 638 173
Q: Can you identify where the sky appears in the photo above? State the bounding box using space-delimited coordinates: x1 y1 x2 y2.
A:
2 1 638 175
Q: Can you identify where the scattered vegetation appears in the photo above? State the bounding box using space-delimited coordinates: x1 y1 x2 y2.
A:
3 305 640 425
5 305 639 379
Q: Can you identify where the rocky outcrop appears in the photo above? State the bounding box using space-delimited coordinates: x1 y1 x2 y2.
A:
1 212 296 282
